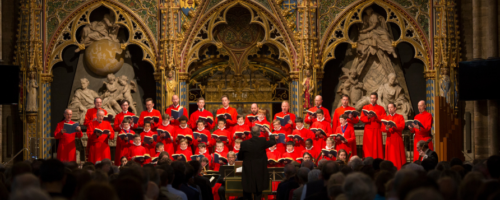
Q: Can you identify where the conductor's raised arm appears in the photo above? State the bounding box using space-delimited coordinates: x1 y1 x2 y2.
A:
266 136 276 148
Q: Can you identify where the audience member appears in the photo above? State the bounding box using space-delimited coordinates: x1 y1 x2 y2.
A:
343 172 376 200
11 173 40 192
292 167 310 200
39 159 66 199
277 164 299 200
301 161 339 199
10 187 51 200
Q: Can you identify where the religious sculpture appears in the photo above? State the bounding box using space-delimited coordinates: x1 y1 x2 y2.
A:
302 69 314 109
376 73 412 119
165 70 177 106
118 75 138 113
440 67 451 103
101 74 122 116
76 11 121 53
337 67 364 107
26 72 38 112
68 78 100 124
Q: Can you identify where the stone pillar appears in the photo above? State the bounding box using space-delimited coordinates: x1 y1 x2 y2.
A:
154 71 164 114
178 72 189 111
289 72 300 115
486 0 499 156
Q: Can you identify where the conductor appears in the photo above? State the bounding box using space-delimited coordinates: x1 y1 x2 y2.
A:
237 126 277 200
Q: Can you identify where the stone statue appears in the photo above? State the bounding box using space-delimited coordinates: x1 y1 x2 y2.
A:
440 68 451 103
337 67 364 106
26 72 38 112
118 75 138 113
76 11 120 53
101 74 122 116
376 73 412 119
68 78 99 124
165 70 177 106
302 69 314 109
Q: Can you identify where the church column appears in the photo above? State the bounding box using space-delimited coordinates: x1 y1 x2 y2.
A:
178 72 189 110
290 72 300 115
41 74 53 159
485 0 499 156
154 71 164 113
424 70 436 135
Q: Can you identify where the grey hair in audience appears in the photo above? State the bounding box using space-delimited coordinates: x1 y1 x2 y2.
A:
348 157 363 170
308 169 321 183
402 163 425 172
297 167 310 184
329 172 345 185
342 172 376 200
405 188 444 200
363 157 374 166
9 187 51 200
11 173 40 192
327 172 346 199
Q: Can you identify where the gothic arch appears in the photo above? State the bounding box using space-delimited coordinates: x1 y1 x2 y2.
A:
319 0 431 70
180 0 298 72
44 0 158 73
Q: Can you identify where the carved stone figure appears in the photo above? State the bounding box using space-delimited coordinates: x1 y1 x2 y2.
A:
68 78 99 124
440 68 451 103
101 74 122 116
337 67 364 106
165 70 177 106
76 11 120 53
118 75 138 113
26 72 38 112
376 73 412 119
302 69 314 109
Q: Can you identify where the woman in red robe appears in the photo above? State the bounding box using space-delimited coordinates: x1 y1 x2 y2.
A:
54 109 83 162
381 103 407 169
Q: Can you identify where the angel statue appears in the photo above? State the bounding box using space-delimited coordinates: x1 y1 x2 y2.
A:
337 67 364 107
26 72 38 112
101 74 122 116
302 69 314 109
118 75 138 113
76 10 121 52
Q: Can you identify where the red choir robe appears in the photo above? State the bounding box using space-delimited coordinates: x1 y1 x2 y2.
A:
232 123 252 142
271 127 287 153
266 147 283 167
410 111 434 161
113 111 138 131
141 129 157 163
273 112 296 136
211 128 231 150
254 118 271 139
189 108 215 130
309 119 331 151
360 104 386 159
151 150 161 164
156 122 176 156
54 120 83 162
138 109 163 131
87 120 114 164
304 105 331 126
175 125 196 149
290 127 315 153
193 127 211 152
210 147 229 171
320 145 337 161
302 145 321 162
282 149 300 162
84 108 107 127
334 124 356 156
115 128 134 166
245 113 259 129
127 143 150 165
215 106 238 132
174 147 193 162
381 113 407 169
232 146 240 154
165 104 189 126
332 106 360 131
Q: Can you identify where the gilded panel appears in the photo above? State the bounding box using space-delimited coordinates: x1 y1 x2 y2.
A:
118 0 158 39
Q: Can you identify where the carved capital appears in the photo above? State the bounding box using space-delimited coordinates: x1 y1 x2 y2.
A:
289 71 299 80
41 73 53 83
424 70 436 79
178 72 189 81
26 112 37 123
154 72 162 81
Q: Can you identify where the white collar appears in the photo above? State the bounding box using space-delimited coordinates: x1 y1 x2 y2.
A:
123 128 131 132
296 126 304 130
306 146 314 150
282 111 288 114
371 103 376 106
134 142 141 146
148 109 153 113
233 146 240 151
227 163 235 166
143 129 151 132
218 127 225 131
342 105 347 108
197 127 205 131
198 108 204 112
268 147 277 151
389 113 395 116
179 124 188 129
286 149 294 153
325 145 333 150
180 146 188 151
317 117 325 122
237 122 245 126
341 123 348 127
223 105 229 109
123 110 128 114
172 104 179 108
274 127 281 131
65 120 71 123
199 149 207 154
216 148 224 153
316 105 322 108
258 117 265 122
162 121 170 126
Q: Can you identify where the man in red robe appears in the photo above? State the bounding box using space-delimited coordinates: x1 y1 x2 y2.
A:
87 110 114 164
273 101 296 137
157 114 175 156
381 103 406 169
54 109 83 162
245 103 260 129
138 98 162 131
165 95 189 126
214 95 238 133
84 97 107 127
189 97 214 130
360 92 387 159
309 109 331 150
305 95 331 126
332 95 360 132
113 100 138 131
115 118 134 166
409 100 433 161
334 114 356 156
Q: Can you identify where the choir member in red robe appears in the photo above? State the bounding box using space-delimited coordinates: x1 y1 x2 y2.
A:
113 100 138 131
290 117 314 153
211 141 229 171
195 143 212 166
87 110 114 164
382 103 407 169
281 142 300 162
189 97 214 130
157 113 176 156
127 134 150 166
174 139 193 162
193 120 211 152
245 103 260 129
233 115 252 142
138 98 163 131
54 109 83 162
301 139 320 162
232 138 242 154
304 95 331 126
332 95 360 132
360 92 387 159
266 144 283 167
212 118 232 150
320 137 337 161
273 101 296 136
115 118 134 166
150 142 164 165
270 119 287 153
175 116 195 148
333 114 356 156
214 95 238 132
255 109 271 139
409 100 434 161
310 109 331 150
141 121 157 163
83 97 107 127
165 95 189 126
